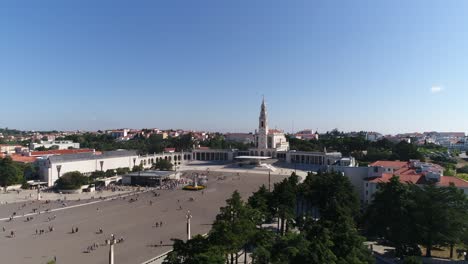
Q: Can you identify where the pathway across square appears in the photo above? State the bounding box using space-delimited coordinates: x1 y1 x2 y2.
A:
0 171 287 264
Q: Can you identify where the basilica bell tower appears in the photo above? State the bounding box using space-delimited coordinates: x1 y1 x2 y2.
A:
257 97 269 149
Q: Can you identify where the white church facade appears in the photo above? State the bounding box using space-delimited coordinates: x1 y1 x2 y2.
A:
192 99 355 167
248 98 289 158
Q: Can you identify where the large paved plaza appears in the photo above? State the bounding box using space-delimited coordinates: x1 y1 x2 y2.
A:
0 170 287 264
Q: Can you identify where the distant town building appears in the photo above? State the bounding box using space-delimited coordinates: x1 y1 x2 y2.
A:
365 132 383 142
332 160 468 205
106 129 129 139
295 129 319 140
0 144 23 154
30 140 80 150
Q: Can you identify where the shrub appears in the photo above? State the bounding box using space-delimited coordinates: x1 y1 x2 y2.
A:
457 165 468 174
55 171 88 190
403 256 422 264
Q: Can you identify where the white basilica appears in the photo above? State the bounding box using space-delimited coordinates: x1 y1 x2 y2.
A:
249 98 289 158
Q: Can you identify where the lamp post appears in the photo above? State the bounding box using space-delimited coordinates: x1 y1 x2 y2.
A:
106 234 117 264
268 171 271 192
186 210 192 240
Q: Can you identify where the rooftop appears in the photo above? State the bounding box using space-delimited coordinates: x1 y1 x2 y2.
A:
29 148 95 157
369 161 408 169
125 170 175 178
47 150 138 163
0 154 37 163
368 173 468 188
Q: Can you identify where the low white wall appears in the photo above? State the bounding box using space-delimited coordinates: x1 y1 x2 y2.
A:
5 184 23 191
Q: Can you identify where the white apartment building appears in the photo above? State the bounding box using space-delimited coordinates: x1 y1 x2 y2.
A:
30 140 80 150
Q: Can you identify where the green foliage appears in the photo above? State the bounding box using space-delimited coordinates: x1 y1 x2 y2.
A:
0 156 23 187
271 173 300 235
444 168 456 176
366 179 468 258
90 170 106 179
430 155 457 170
248 185 272 221
115 167 130 175
410 184 468 257
132 164 143 172
300 172 372 263
210 191 259 257
200 133 252 150
62 132 195 154
391 141 424 161
365 176 419 257
105 169 116 177
164 235 224 264
168 172 373 264
288 132 369 156
289 131 425 163
287 137 322 152
153 159 173 171
301 172 360 221
55 171 88 190
364 147 392 162
403 256 422 264
21 181 31 189
457 166 468 174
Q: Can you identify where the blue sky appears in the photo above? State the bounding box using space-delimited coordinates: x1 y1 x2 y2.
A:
1 0 467 134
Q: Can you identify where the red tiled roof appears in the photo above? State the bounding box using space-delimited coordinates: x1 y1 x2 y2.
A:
0 154 37 163
368 173 468 188
369 161 408 169
164 148 176 152
269 129 283 134
440 176 468 188
30 149 95 157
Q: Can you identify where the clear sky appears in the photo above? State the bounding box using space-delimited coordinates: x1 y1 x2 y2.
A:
1 0 467 134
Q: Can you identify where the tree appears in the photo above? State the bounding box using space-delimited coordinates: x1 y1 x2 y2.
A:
209 191 258 264
132 164 143 172
301 171 359 222
301 220 338 264
271 173 299 235
55 171 88 190
105 169 116 177
248 185 272 222
164 235 224 264
153 159 173 171
250 229 276 264
299 172 373 263
457 165 468 174
270 232 313 264
90 170 105 179
410 184 468 257
116 167 130 175
392 141 423 161
0 156 22 187
366 176 419 257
